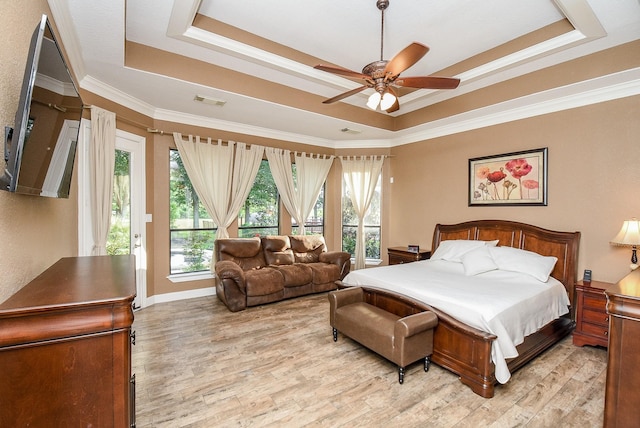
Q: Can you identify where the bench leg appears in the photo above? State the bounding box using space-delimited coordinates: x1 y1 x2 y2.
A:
424 355 431 372
332 327 338 342
398 366 405 384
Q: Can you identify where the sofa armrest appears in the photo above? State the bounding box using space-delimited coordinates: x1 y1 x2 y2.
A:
215 261 246 290
319 251 352 278
395 311 438 338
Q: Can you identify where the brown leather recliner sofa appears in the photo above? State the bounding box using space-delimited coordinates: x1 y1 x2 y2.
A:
214 235 351 312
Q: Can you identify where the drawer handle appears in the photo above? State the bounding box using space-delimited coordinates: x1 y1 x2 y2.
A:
605 316 609 322
604 331 608 336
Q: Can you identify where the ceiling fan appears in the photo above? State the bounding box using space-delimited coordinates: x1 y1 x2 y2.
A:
314 0 460 113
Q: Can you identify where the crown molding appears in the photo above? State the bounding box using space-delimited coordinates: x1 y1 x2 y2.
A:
390 67 640 146
80 75 157 117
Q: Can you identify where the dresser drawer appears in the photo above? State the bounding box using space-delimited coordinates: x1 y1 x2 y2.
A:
582 307 610 326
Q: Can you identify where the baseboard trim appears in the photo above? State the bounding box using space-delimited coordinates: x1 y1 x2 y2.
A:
145 286 216 306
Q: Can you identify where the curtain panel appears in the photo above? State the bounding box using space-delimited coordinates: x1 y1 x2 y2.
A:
173 133 264 267
89 106 116 256
339 155 384 270
265 148 334 235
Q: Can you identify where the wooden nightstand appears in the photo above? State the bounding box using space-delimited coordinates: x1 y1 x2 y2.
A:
573 279 614 348
388 247 431 265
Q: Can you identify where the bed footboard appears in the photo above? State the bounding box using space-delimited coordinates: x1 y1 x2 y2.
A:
357 286 499 397
354 286 573 398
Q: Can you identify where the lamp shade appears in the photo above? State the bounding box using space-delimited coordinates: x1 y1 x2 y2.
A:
379 91 397 110
610 219 640 246
366 92 382 110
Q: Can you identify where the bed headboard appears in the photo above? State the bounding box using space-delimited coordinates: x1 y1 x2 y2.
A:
432 220 581 305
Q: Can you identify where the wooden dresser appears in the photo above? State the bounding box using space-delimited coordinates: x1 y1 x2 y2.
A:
0 255 136 427
388 247 431 265
604 268 640 428
573 280 613 347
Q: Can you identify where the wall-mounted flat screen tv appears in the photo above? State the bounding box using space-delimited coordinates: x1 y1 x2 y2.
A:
1 14 83 198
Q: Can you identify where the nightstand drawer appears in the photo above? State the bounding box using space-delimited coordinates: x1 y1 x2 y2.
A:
582 307 610 326
580 322 609 340
583 294 607 311
388 254 408 265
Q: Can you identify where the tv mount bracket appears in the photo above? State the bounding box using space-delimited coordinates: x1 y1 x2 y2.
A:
4 126 12 162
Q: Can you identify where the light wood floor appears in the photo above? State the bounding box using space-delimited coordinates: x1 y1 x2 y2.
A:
132 293 607 427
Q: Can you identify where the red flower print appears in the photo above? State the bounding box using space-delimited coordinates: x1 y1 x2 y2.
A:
487 169 506 182
505 158 533 199
486 168 506 199
505 158 532 179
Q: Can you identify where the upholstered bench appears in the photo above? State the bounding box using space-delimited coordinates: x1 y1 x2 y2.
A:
328 287 438 384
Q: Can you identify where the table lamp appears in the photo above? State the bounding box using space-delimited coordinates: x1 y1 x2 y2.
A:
610 218 640 270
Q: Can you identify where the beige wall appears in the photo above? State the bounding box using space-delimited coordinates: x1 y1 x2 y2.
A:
388 95 640 283
0 0 78 303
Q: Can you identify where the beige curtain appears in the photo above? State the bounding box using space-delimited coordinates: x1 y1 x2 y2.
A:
89 106 116 256
173 133 264 244
266 148 333 235
340 155 384 270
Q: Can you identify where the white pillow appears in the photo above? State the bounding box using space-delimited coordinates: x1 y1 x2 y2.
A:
431 239 499 263
460 246 499 275
488 246 558 282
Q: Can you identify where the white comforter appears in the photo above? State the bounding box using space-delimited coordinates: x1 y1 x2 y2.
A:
341 259 570 383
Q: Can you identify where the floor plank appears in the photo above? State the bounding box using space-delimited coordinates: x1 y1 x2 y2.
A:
132 293 606 427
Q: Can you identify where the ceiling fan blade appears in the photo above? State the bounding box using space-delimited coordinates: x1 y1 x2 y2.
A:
322 85 369 104
384 42 430 77
385 87 400 113
314 64 371 81
395 76 461 90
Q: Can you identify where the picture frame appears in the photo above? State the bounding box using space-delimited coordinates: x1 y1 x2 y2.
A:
407 245 420 253
469 147 547 206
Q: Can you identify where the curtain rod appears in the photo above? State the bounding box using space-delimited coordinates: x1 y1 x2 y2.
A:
83 104 153 131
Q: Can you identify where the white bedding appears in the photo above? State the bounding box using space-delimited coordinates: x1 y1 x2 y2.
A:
341 259 570 383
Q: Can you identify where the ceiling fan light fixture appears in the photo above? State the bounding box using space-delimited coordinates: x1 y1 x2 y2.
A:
314 0 459 112
380 91 396 110
366 91 382 110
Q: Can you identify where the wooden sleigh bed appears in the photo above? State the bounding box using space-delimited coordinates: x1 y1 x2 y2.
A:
338 220 580 398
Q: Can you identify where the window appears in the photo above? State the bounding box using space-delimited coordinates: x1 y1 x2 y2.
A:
292 184 325 236
169 149 216 274
107 150 131 256
238 160 279 237
342 174 382 260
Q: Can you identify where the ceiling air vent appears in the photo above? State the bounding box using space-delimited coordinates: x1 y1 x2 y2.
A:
340 127 361 135
194 95 226 107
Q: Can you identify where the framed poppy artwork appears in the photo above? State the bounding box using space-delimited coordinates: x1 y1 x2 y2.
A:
469 148 547 206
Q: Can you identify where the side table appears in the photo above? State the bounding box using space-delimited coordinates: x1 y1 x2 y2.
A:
573 279 613 348
388 247 431 265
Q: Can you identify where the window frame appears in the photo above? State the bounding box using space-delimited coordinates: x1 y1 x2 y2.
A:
237 159 280 238
341 172 382 263
168 148 217 276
